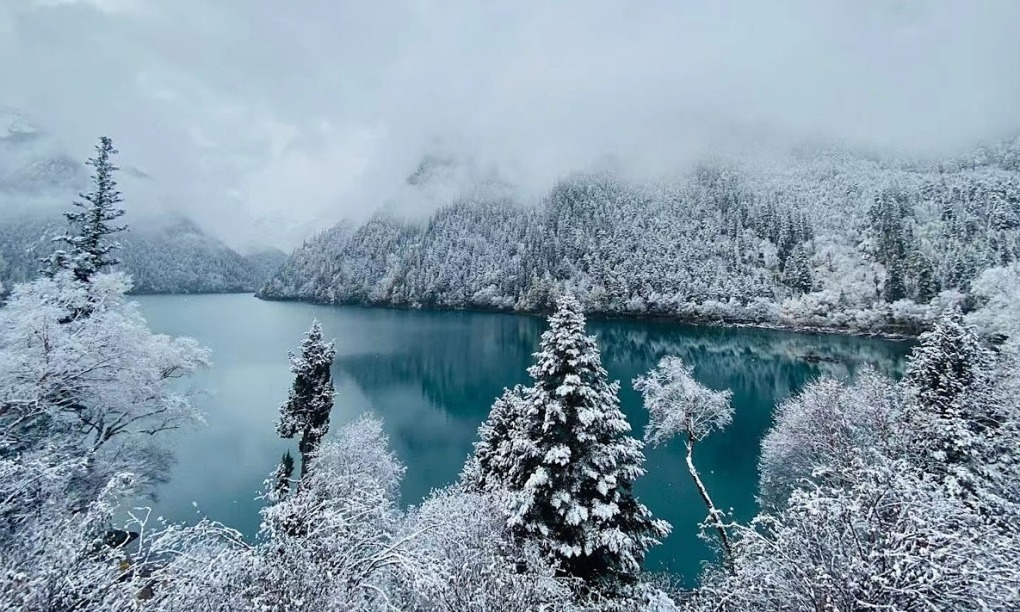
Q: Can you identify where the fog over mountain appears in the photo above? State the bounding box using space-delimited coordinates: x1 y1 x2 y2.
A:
0 108 286 293
2 0 1019 248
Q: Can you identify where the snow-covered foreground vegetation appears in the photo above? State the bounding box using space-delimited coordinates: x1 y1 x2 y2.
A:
2 138 1019 610
263 142 1020 335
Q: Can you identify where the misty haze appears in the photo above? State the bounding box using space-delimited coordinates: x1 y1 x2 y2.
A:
2 1 1020 610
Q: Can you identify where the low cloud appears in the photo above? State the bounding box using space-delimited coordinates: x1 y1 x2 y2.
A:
2 0 1019 249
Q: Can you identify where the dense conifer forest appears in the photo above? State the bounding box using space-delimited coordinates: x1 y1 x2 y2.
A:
263 142 1020 334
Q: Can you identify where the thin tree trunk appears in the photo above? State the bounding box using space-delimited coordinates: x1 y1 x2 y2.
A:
299 429 312 479
686 432 733 572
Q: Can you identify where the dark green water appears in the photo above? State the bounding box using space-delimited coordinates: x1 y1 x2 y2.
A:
135 294 911 586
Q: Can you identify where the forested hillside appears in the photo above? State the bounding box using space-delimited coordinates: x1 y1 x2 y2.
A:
0 214 285 294
116 217 287 294
0 108 283 294
262 141 1020 333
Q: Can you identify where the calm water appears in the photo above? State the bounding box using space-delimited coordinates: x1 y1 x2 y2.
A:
134 294 911 586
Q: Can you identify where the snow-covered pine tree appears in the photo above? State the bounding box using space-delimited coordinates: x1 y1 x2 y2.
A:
781 244 813 293
47 137 126 283
911 252 939 303
884 260 908 303
900 308 997 495
462 384 529 493
506 295 669 589
903 309 995 431
277 320 336 478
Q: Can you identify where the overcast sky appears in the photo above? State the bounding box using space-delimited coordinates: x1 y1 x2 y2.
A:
2 0 1019 249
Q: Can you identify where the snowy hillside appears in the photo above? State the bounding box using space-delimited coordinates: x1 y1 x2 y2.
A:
261 141 1020 333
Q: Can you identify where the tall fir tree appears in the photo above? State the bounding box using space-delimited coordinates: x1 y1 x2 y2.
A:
278 320 336 478
781 244 813 293
504 295 669 589
869 189 913 302
903 309 995 429
901 309 998 498
911 252 939 303
884 260 908 302
46 136 127 283
462 384 529 493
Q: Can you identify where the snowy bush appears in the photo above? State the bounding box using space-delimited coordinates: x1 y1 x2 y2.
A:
0 271 209 499
758 368 901 508
694 457 1020 611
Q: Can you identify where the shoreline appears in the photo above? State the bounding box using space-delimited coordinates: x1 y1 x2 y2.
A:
254 293 921 341
129 290 257 297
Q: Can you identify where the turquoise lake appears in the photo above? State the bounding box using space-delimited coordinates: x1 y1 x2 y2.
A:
134 294 911 586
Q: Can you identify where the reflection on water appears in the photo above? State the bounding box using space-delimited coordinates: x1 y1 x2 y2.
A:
136 295 911 586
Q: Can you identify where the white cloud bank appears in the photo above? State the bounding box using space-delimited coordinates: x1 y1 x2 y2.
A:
1 0 1018 248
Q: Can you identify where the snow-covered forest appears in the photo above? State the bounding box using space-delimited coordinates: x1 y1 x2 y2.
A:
4 232 1019 610
3 118 1020 612
262 141 1020 334
6 0 1020 606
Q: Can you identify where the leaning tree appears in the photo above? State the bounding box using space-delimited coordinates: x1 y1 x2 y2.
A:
634 355 735 568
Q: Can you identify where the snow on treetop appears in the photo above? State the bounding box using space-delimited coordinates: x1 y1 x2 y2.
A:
634 355 734 446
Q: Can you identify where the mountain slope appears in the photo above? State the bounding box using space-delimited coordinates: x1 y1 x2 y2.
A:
261 142 1020 333
117 217 284 294
0 213 285 294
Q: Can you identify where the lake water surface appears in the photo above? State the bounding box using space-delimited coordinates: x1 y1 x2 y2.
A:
135 294 911 586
